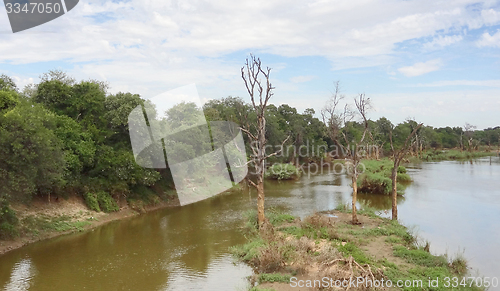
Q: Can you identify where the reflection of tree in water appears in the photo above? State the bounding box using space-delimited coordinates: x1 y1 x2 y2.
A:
357 192 406 211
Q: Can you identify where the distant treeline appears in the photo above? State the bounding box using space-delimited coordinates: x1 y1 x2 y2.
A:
1 72 499 212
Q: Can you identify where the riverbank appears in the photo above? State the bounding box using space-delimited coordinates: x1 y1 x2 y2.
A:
0 195 180 255
413 149 497 162
232 208 483 291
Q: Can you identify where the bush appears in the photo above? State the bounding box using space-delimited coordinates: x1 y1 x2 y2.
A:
357 159 411 195
84 192 100 212
84 191 118 212
265 163 300 180
96 191 119 212
129 184 157 203
0 199 18 239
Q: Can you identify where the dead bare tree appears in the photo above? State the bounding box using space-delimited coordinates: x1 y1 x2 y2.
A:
464 123 477 152
240 54 287 228
323 86 370 224
388 122 423 220
321 82 344 152
343 95 371 224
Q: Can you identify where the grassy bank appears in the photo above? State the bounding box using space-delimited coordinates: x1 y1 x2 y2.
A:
232 208 483 291
415 150 495 162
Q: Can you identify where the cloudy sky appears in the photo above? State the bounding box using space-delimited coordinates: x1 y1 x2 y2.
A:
1 0 499 129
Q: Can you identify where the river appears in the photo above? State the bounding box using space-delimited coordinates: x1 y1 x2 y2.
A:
1 157 499 290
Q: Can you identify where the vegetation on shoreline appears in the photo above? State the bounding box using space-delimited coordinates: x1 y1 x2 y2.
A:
1 70 499 239
357 159 411 195
417 149 495 162
265 163 301 180
232 209 483 291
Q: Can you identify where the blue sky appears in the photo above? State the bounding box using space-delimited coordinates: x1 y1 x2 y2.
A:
1 0 499 129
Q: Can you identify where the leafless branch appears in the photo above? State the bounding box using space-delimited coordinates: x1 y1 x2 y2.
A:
264 135 290 160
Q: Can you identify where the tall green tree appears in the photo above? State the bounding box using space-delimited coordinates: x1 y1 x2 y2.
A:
0 101 66 202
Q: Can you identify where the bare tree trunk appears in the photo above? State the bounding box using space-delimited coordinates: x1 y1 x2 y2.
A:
351 174 359 224
391 162 399 220
257 176 265 227
241 54 284 230
415 134 419 159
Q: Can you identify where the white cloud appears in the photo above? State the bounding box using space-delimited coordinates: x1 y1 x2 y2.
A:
423 34 463 50
369 89 500 129
0 0 499 99
476 29 500 47
290 75 316 83
481 8 500 25
413 79 500 88
398 59 442 77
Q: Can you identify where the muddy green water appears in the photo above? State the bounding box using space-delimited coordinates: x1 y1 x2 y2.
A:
1 157 499 290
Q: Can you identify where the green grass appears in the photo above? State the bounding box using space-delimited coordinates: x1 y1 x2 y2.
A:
363 220 415 244
393 245 447 268
357 158 411 195
267 209 295 226
258 273 291 284
21 215 91 235
337 242 371 264
265 163 301 180
420 149 494 162
230 237 266 261
248 287 276 291
233 210 483 291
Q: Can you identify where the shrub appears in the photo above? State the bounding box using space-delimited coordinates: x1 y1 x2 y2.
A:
84 191 119 212
129 184 157 203
84 192 100 212
96 191 119 212
265 163 300 180
0 199 18 239
357 159 410 195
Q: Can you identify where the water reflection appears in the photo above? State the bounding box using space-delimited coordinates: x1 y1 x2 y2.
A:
357 192 405 210
3 258 35 291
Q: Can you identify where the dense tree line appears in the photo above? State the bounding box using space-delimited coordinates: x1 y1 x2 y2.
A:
0 72 169 219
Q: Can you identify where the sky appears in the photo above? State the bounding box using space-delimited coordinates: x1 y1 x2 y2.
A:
1 0 499 129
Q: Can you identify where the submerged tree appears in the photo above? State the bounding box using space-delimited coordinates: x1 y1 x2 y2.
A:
240 54 287 228
388 120 423 220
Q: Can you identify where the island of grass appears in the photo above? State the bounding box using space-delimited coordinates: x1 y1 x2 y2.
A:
418 149 495 162
356 158 412 195
265 163 301 180
232 208 482 291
